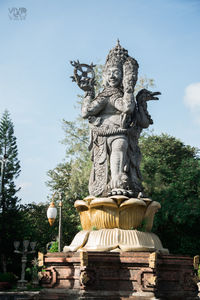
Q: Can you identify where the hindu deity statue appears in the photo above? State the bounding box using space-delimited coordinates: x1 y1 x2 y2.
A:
66 41 167 253
71 40 160 198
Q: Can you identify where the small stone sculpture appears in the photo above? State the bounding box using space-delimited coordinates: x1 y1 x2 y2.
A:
71 40 160 198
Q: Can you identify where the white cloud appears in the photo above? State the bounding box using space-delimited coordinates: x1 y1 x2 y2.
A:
184 82 200 110
184 82 200 123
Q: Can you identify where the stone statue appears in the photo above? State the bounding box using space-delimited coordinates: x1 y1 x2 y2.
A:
65 41 167 254
71 40 160 198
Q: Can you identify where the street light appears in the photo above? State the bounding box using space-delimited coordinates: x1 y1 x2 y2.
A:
14 240 36 289
47 192 63 252
47 201 57 226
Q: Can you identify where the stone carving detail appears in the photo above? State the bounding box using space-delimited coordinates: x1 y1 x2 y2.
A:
39 267 57 288
148 252 157 269
141 271 157 290
80 269 95 287
80 270 90 286
71 40 160 197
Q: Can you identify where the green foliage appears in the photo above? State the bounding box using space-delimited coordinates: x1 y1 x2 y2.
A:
0 110 22 273
134 75 155 94
25 267 32 282
0 272 17 283
94 64 103 93
31 258 39 280
140 133 198 194
19 203 56 253
140 133 200 255
49 241 58 253
0 111 21 207
137 219 148 232
91 226 97 231
198 265 200 279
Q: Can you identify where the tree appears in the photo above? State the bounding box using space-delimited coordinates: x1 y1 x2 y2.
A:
140 133 200 255
0 110 21 272
46 143 90 244
19 202 58 253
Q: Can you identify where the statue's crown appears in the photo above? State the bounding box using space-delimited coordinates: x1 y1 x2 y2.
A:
105 40 129 67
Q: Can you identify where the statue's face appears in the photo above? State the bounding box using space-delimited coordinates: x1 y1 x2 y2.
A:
105 67 122 87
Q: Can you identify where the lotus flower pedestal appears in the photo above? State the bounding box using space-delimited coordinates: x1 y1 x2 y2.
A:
63 195 168 253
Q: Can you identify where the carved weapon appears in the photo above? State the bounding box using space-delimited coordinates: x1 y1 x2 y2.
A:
70 60 96 91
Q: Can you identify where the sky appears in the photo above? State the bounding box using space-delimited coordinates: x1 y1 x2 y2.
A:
0 0 200 204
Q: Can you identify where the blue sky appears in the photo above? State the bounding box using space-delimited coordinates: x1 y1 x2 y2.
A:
0 0 200 204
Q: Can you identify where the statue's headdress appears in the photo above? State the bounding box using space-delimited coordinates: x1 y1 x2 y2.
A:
103 40 139 88
105 40 129 69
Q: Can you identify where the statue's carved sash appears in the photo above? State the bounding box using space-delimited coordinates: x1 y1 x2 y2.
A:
89 135 108 196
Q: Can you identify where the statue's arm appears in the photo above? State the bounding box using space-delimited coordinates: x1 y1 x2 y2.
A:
114 92 136 114
70 61 105 119
82 92 107 119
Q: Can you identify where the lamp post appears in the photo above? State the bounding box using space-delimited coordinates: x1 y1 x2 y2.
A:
47 192 63 252
14 240 36 289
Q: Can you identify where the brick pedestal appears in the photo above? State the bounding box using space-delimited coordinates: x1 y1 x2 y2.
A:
40 251 198 299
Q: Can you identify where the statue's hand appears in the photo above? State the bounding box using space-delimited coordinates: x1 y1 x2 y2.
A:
123 75 135 94
76 77 95 92
70 60 96 92
136 89 161 104
124 86 134 94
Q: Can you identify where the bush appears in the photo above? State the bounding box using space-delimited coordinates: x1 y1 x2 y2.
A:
198 265 200 280
49 241 58 253
0 272 17 283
